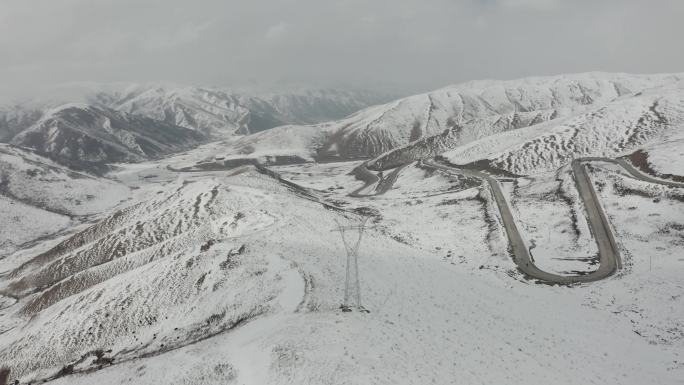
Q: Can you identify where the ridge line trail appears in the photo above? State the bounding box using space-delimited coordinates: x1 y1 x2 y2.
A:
205 173 310 385
226 254 306 385
211 175 307 385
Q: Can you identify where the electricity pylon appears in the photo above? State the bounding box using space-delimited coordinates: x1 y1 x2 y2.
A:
333 217 371 313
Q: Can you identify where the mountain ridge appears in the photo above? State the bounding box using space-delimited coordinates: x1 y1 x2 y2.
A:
213 72 684 172
9 104 207 172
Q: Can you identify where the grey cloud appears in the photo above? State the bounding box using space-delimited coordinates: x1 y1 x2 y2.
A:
1 0 683 101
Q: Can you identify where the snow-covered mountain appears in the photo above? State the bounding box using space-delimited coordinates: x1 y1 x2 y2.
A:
219 73 683 167
2 73 684 385
0 84 394 140
0 104 43 142
0 144 128 256
10 104 207 172
2 138 683 384
93 85 393 137
0 85 393 171
438 81 684 175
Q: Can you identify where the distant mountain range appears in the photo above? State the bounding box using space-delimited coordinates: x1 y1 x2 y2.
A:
0 85 394 170
217 72 683 173
3 74 683 175
2 73 684 384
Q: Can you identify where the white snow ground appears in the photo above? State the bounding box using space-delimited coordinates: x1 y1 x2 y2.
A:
0 144 129 257
1 73 684 385
1 152 682 385
506 168 599 276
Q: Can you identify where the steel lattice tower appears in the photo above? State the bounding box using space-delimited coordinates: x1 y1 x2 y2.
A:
333 217 371 313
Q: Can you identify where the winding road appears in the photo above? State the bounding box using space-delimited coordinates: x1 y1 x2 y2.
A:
171 156 684 284
346 156 683 284
348 163 408 197
432 158 620 283
422 157 684 284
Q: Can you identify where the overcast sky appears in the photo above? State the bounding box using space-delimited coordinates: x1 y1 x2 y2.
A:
1 0 683 100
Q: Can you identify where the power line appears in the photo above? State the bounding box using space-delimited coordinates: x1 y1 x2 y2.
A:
332 216 372 313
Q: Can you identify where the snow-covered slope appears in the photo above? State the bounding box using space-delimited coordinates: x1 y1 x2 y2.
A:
0 168 370 381
1 153 682 385
0 85 392 172
439 81 684 175
0 144 128 256
2 73 684 385
10 104 207 172
221 73 683 166
0 104 43 142
94 85 392 137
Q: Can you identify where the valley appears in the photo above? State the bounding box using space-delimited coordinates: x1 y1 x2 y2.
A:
1 73 683 385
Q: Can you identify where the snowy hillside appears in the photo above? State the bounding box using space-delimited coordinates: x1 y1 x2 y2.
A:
0 85 391 174
0 84 393 141
10 104 207 172
0 104 43 142
1 72 683 385
218 72 683 166
95 85 392 137
439 81 684 175
0 144 128 257
1 150 682 384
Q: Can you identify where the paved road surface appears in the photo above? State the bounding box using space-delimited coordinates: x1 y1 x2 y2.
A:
588 157 684 189
169 157 683 284
349 163 408 197
420 157 683 284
